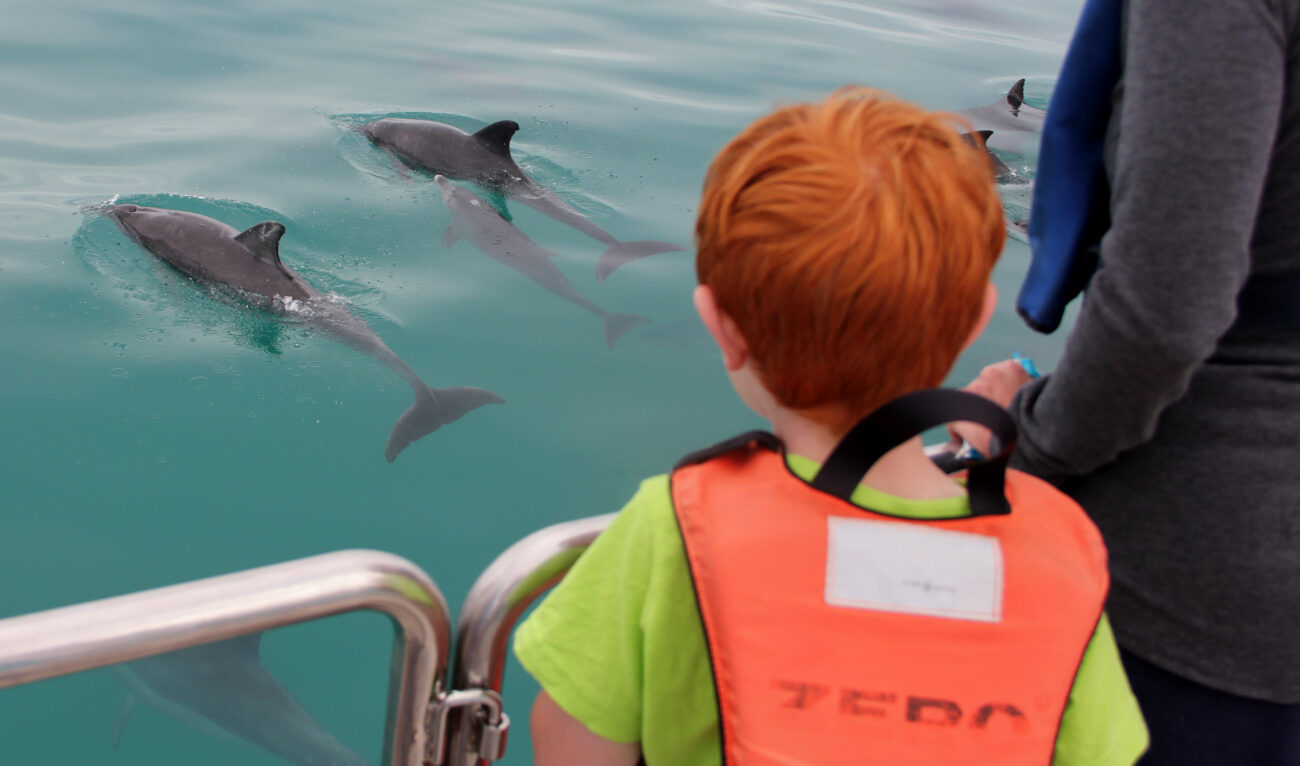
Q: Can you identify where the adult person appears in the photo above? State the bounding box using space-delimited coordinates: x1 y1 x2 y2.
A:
959 0 1300 762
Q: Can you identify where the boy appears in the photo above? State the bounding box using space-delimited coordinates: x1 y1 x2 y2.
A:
514 87 1148 765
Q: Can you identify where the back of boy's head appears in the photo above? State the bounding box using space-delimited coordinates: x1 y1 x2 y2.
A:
695 86 1005 434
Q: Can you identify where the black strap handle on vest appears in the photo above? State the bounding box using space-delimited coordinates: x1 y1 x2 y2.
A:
810 389 1019 517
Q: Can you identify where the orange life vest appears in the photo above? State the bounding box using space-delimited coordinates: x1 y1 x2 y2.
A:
670 391 1109 765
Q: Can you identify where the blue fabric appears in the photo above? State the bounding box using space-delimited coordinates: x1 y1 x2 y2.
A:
1017 0 1124 334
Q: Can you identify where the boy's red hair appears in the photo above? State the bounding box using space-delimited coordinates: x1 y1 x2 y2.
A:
696 87 1005 433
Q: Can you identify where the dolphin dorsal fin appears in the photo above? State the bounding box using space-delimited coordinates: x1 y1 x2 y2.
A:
1007 79 1026 111
961 130 995 149
473 120 520 159
235 222 293 280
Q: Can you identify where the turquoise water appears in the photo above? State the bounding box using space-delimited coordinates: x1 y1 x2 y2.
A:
0 0 1082 762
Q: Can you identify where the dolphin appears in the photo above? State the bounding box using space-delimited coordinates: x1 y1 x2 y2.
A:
362 117 683 281
434 175 649 349
101 203 503 462
962 130 1015 183
957 79 1046 155
115 634 370 766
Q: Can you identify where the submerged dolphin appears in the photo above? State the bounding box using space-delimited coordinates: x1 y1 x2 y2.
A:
434 175 649 349
116 634 369 766
958 79 1046 155
363 117 683 281
101 203 503 461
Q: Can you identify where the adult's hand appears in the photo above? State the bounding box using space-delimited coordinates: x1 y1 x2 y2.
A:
949 359 1034 455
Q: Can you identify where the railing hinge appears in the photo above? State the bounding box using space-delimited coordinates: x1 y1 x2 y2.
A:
425 688 510 764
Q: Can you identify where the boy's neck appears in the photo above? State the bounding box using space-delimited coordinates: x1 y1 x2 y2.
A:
770 409 967 501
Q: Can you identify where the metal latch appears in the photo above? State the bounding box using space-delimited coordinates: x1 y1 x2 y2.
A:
425 688 511 764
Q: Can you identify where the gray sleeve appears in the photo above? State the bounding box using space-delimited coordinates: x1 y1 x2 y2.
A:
1009 0 1288 480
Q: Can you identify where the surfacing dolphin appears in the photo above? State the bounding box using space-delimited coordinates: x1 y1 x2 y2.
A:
961 130 1015 183
957 79 1046 155
101 203 503 462
363 117 683 282
434 175 649 349
115 634 369 766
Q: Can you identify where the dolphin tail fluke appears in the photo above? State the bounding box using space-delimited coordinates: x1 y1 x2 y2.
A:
595 240 684 282
386 385 505 462
603 313 651 349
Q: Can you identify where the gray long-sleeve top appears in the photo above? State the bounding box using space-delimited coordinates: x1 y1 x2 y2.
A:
1009 0 1300 702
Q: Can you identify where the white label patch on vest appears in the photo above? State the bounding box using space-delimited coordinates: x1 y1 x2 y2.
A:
824 517 1003 622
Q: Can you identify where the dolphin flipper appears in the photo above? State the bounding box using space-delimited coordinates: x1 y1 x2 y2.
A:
442 225 461 248
603 313 651 349
595 240 685 282
385 386 505 462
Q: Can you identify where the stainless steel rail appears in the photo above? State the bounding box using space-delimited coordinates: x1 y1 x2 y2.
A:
0 549 450 766
447 512 616 766
0 445 969 765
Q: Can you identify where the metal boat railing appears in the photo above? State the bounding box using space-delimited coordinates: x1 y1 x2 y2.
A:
0 525 617 766
0 444 964 766
446 513 615 765
0 549 450 766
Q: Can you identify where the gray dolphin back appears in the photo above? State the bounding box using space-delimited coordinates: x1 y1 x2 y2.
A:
102 202 504 462
364 116 682 279
957 79 1046 155
362 118 524 185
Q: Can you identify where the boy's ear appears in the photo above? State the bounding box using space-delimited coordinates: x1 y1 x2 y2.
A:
963 282 999 350
694 285 751 371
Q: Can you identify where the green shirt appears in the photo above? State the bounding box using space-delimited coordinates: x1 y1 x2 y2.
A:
516 458 1149 765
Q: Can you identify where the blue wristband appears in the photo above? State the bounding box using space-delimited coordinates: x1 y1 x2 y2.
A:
1013 352 1042 378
